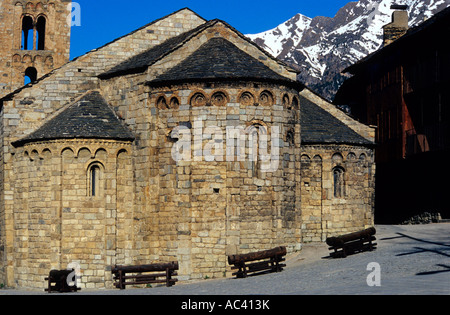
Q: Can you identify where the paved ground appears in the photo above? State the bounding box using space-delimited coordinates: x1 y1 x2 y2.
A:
2 223 449 295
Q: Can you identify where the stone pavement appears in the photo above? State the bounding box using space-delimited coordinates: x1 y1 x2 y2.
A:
2 223 449 296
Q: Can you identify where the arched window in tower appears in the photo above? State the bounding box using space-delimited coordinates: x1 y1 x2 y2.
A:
24 67 37 85
36 16 46 50
21 16 34 50
333 167 345 198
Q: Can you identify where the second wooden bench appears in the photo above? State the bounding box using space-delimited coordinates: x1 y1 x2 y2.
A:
228 246 287 278
326 227 377 258
111 261 178 289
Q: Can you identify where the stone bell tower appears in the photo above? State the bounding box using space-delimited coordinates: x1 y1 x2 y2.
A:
0 0 71 98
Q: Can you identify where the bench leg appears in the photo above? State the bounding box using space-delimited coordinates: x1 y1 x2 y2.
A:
271 256 281 272
119 270 125 290
342 246 348 258
236 262 247 278
166 268 172 287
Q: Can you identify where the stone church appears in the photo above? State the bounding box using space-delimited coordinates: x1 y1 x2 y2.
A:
0 1 375 290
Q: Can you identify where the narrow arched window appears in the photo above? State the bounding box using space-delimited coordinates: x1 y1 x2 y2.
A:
36 16 46 50
292 96 299 110
286 129 295 146
89 164 101 197
24 67 37 84
247 123 267 178
333 167 345 198
21 16 34 50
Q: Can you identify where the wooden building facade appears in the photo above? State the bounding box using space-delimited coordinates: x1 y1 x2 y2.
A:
334 6 450 223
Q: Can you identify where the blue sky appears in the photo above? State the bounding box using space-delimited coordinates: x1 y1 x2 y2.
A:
70 0 352 59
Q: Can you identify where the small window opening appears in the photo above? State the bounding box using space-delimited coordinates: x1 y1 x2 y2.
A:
247 123 267 178
24 67 37 85
333 167 345 198
21 16 34 50
89 165 101 197
286 130 295 146
292 96 299 110
36 16 46 50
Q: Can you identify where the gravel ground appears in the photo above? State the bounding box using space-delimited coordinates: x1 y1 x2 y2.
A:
1 223 449 296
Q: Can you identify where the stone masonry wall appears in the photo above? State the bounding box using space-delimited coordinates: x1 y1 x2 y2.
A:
11 140 132 289
101 76 302 281
301 145 375 242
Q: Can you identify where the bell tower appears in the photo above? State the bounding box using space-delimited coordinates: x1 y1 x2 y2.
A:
0 0 71 98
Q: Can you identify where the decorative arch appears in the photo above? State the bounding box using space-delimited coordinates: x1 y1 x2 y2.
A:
301 154 311 163
211 91 228 107
44 56 54 68
169 96 180 109
22 54 32 63
13 54 21 63
332 152 344 164
77 147 92 160
117 148 129 157
41 148 52 159
25 2 34 10
156 95 168 109
30 149 39 161
35 2 44 11
313 155 322 162
259 90 274 106
347 152 357 161
190 92 208 107
95 148 108 160
60 146 75 156
239 91 255 106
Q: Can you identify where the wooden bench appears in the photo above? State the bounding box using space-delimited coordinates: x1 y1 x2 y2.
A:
228 246 287 278
326 227 377 258
111 262 178 289
45 269 80 293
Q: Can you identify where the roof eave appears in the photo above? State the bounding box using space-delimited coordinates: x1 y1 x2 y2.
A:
12 136 135 148
146 77 305 90
301 140 375 147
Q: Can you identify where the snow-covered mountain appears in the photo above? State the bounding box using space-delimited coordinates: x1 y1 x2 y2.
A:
247 0 450 100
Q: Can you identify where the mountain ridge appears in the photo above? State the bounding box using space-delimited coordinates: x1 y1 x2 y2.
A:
247 0 450 101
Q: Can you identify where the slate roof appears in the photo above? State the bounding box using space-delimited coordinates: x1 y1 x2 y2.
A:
99 18 298 83
148 37 298 86
300 94 373 146
13 91 134 147
99 20 214 79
